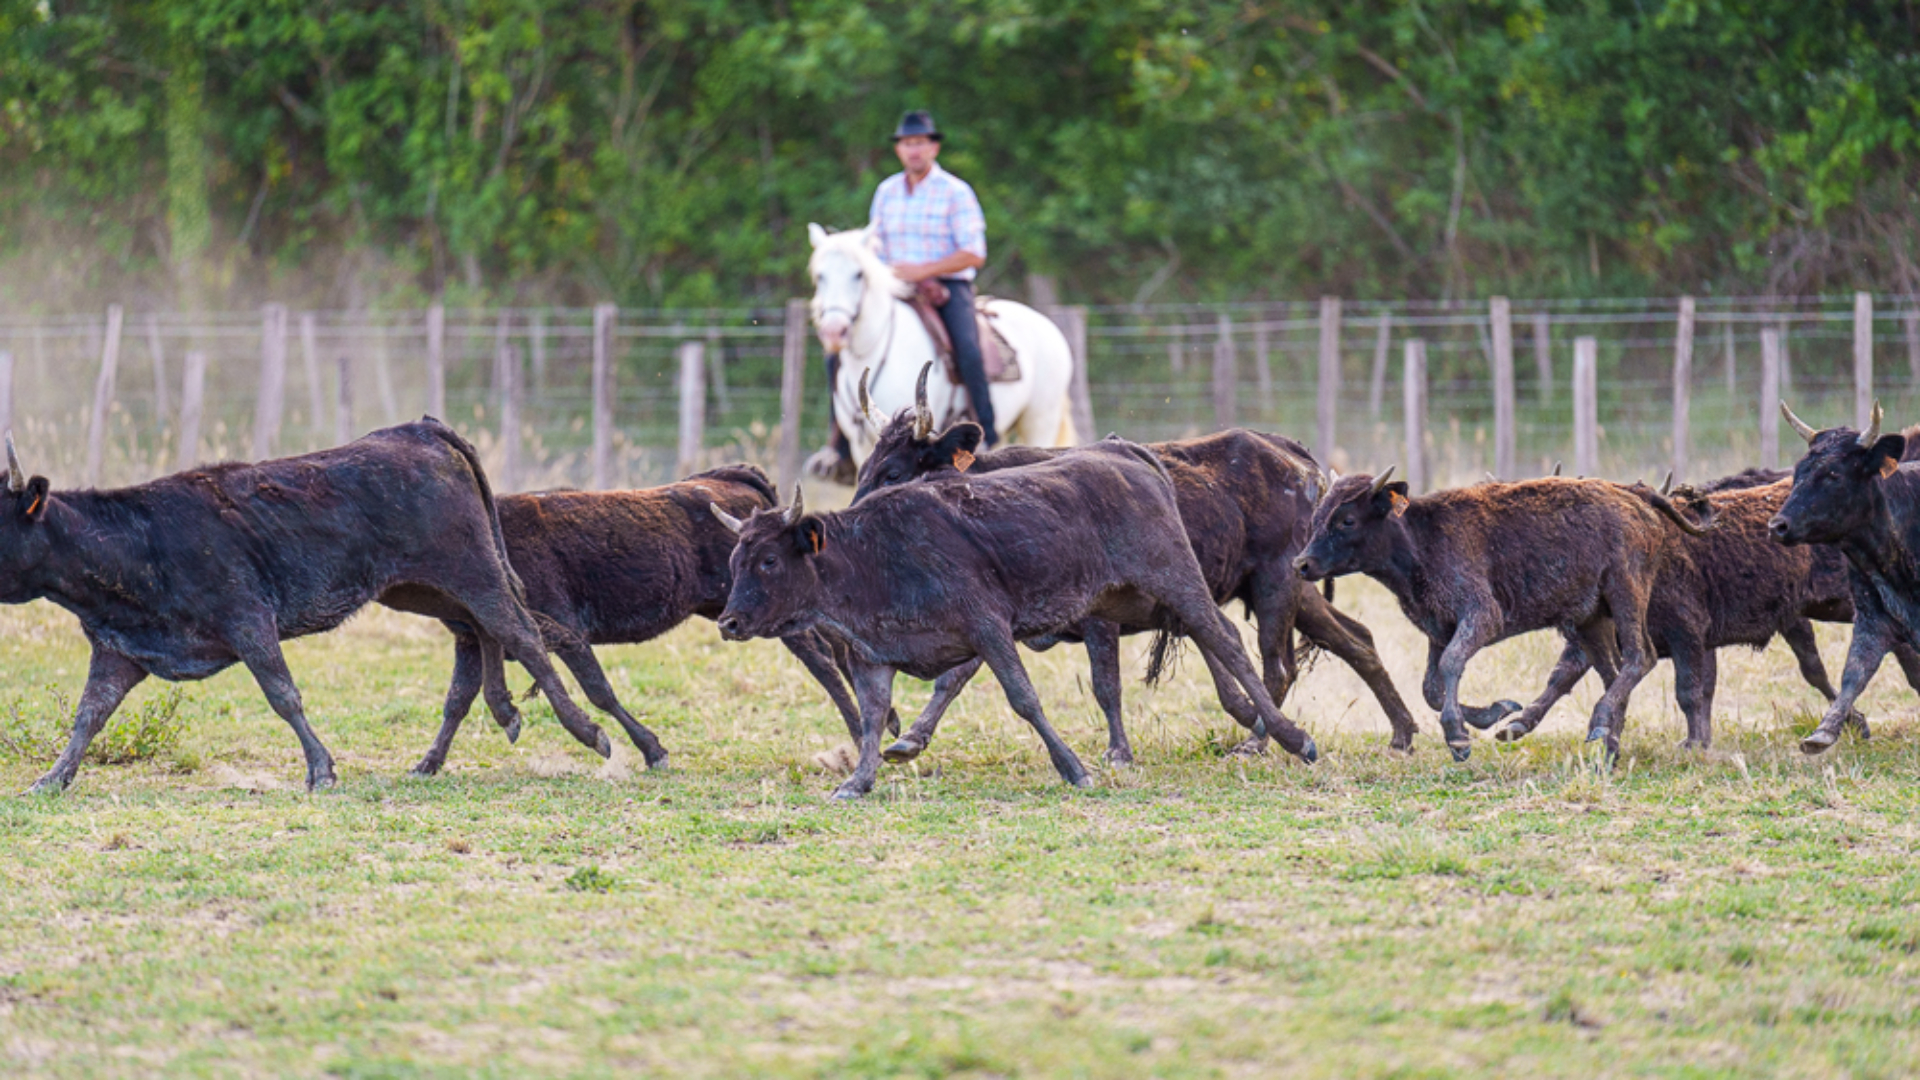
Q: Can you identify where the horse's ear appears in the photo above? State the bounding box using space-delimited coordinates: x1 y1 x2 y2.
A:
807 222 828 248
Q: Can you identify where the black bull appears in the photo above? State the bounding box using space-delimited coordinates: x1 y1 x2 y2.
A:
714 440 1318 799
0 420 617 793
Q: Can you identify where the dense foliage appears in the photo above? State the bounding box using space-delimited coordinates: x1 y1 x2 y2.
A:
3 1 1918 309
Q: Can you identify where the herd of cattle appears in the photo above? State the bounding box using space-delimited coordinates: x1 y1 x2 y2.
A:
4 365 1920 800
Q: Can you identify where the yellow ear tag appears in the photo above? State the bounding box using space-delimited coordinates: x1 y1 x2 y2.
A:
1881 456 1900 479
810 528 824 555
1389 491 1410 518
25 494 42 517
952 449 975 473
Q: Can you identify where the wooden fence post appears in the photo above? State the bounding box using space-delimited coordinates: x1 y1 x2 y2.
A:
1855 291 1874 429
299 313 324 446
1212 314 1236 430
1724 318 1737 395
86 304 124 486
373 318 397 425
1573 336 1598 476
1318 296 1342 458
1491 297 1515 478
1368 314 1391 420
145 313 171 424
335 349 355 447
426 303 446 418
530 309 547 399
1167 324 1184 375
1779 320 1793 396
1906 308 1920 389
0 349 12 437
253 303 288 460
1063 305 1094 442
1673 297 1695 480
1533 310 1552 404
176 350 207 472
495 314 520 491
1253 321 1273 416
1403 339 1427 493
592 303 617 490
1760 328 1782 470
676 340 706 478
778 298 808 494
707 326 731 416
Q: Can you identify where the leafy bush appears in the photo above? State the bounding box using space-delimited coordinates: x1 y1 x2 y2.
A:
0 686 190 767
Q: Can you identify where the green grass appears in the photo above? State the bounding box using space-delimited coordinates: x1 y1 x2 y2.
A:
2 579 1918 1078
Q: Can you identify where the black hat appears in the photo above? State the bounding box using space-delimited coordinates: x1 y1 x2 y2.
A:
891 110 942 142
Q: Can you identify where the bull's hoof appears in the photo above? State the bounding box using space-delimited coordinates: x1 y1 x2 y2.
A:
886 709 902 738
307 772 338 792
1447 742 1472 763
503 717 522 745
1297 738 1319 765
829 782 869 801
1229 736 1270 758
1105 746 1136 767
1679 737 1708 751
881 739 924 764
1800 727 1841 755
1495 721 1532 743
1070 773 1095 789
1848 711 1872 740
1463 700 1525 730
644 752 671 772
1585 724 1609 744
592 730 613 759
408 759 443 778
23 775 67 798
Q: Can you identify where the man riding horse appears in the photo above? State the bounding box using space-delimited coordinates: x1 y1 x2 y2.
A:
809 109 997 483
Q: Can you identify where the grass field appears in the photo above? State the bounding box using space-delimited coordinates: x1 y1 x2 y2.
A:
2 575 1918 1078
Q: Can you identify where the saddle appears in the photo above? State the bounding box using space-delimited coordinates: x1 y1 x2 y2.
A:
911 280 1021 386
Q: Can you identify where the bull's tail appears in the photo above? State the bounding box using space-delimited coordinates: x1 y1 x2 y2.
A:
1323 578 1336 603
1646 488 1718 537
422 416 527 603
1144 609 1187 686
689 463 775 506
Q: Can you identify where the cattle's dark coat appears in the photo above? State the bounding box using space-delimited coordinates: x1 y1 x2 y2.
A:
1768 403 1919 753
410 464 868 775
1294 473 1712 758
0 420 613 792
716 440 1318 798
849 410 1416 765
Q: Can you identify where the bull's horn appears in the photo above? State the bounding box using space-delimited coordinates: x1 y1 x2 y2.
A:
1551 460 1563 476
710 503 745 535
1859 400 1884 447
1780 401 1819 444
856 369 887 432
4 433 21 493
1658 470 1673 497
782 483 805 526
1369 465 1397 494
913 362 934 439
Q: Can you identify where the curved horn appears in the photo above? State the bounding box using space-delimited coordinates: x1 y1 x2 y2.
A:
1551 460 1563 476
1780 401 1819 444
782 483 805 526
1369 465 1397 495
913 363 934 439
856 369 887 432
4 433 21 493
1859 400 1884 448
1658 470 1673 498
710 503 746 535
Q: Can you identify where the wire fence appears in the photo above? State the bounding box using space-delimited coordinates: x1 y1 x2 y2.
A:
3 294 1916 493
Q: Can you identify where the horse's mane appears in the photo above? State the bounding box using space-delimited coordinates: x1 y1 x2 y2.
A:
807 229 913 303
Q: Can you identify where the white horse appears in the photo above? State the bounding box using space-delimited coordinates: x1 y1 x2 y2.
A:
804 223 1078 471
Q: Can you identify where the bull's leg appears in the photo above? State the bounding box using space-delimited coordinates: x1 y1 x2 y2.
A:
1174 598 1316 762
1294 589 1419 751
1669 635 1714 749
832 658 898 800
1491 633 1592 742
883 657 983 764
25 648 147 795
554 638 668 761
1433 614 1502 762
778 631 882 744
1587 585 1656 758
1803 606 1897 754
1890 638 1920 698
232 632 338 790
456 589 620 764
1082 619 1134 765
971 629 1093 788
1249 576 1300 706
412 630 485 777
476 635 524 742
1781 619 1868 737
1421 640 1446 712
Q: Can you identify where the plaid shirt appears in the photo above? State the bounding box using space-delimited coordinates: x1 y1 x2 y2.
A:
868 164 986 280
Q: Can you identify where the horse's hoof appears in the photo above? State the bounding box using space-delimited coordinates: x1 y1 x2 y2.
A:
880 740 923 765
503 717 522 745
1800 728 1839 755
1297 738 1319 765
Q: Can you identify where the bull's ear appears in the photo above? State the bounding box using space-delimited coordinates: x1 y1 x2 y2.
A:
1382 481 1410 519
18 476 48 522
1872 434 1906 479
928 423 983 471
794 517 827 557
